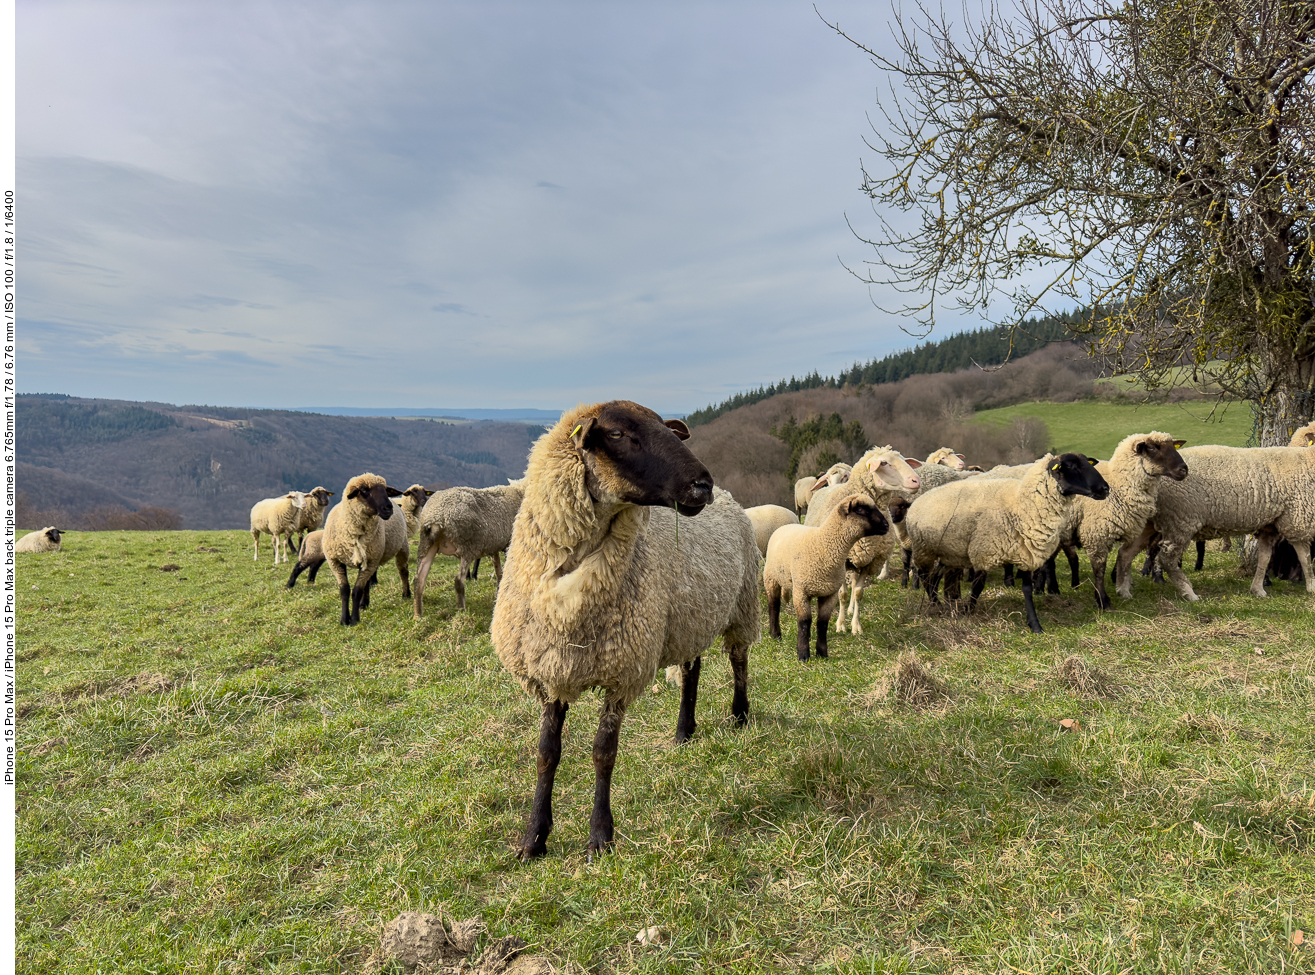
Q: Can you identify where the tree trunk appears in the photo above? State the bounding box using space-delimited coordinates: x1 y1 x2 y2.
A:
1254 347 1315 446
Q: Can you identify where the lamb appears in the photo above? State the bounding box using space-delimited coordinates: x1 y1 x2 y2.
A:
411 479 526 617
289 486 335 552
490 400 760 859
15 527 63 553
743 504 799 557
321 473 404 625
925 447 967 470
903 453 1109 632
765 494 888 661
1116 444 1315 601
249 491 308 564
1060 432 1188 609
396 484 433 537
804 445 922 633
285 530 326 588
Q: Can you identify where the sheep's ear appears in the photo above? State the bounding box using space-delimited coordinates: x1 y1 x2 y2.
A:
570 417 596 449
811 475 829 491
385 486 403 497
346 487 362 500
665 419 691 440
955 453 965 460
1050 461 1062 471
1173 439 1187 448
1089 457 1100 465
904 458 923 469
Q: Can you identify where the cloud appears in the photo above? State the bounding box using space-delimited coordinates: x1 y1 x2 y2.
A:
431 303 479 316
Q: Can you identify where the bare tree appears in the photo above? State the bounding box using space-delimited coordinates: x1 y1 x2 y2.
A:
829 0 1315 443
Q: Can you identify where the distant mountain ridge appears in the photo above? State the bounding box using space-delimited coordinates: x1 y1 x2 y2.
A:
289 406 567 422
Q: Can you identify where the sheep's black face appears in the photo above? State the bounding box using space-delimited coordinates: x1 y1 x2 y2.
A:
47 529 63 544
1136 437 1189 481
572 400 714 515
1050 452 1110 499
845 497 889 537
310 487 335 507
349 482 403 520
887 497 910 524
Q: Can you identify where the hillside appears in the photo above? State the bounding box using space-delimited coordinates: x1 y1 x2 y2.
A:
16 395 543 530
687 343 1238 508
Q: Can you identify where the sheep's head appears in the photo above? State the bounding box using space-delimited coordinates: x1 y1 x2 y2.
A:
1047 453 1109 499
1289 421 1315 448
308 486 335 508
567 400 713 515
344 473 402 520
401 484 432 508
1129 432 1188 481
837 494 889 538
926 448 966 470
887 497 910 524
45 528 63 544
857 447 921 492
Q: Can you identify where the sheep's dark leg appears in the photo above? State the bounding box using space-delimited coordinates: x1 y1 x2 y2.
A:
944 569 962 604
338 582 353 625
1195 539 1206 571
306 559 322 584
816 592 839 658
925 563 945 605
468 558 480 580
967 569 987 610
1090 552 1112 610
1064 542 1080 588
674 656 701 743
286 560 308 589
900 548 913 588
1003 563 1016 588
492 551 503 592
727 641 750 725
454 558 468 611
360 570 378 610
587 701 625 858
1249 530 1278 598
395 552 411 600
1021 576 1043 633
767 584 783 639
795 598 812 662
519 699 568 860
350 575 370 624
1043 554 1060 595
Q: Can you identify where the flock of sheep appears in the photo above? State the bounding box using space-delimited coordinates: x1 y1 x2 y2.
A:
19 399 1315 860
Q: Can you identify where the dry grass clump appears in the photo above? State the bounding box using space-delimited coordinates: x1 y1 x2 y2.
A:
861 651 951 710
1051 655 1122 699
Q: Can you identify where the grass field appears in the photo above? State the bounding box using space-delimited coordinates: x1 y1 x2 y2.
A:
16 528 1315 974
972 400 1255 461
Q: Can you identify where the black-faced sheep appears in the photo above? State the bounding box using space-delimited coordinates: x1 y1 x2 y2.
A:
16 527 63 553
291 486 335 553
764 494 888 661
490 401 760 860
321 473 404 625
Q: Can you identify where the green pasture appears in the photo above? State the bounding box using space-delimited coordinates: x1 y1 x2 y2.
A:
973 399 1255 460
15 529 1315 973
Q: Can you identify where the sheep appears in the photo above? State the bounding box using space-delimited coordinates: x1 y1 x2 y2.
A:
793 476 818 518
250 491 308 564
765 494 888 661
285 530 326 588
1116 444 1315 601
743 504 799 557
287 486 334 553
1290 421 1315 447
321 473 404 625
1059 432 1188 609
490 400 760 860
396 484 433 538
805 445 922 633
411 479 526 617
15 527 63 553
903 453 1109 633
925 447 967 470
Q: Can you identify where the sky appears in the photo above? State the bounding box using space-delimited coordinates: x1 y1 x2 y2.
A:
18 0 992 415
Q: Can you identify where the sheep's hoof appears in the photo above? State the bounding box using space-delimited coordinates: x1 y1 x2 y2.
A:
851 622 864 635
517 842 547 861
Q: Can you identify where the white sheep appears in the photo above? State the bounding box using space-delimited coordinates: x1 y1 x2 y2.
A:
412 480 526 617
321 473 404 625
249 491 308 565
1060 432 1188 608
1117 444 1315 601
805 445 922 634
903 453 1109 632
925 447 967 470
743 503 799 557
765 494 888 660
793 476 818 518
16 527 63 553
291 486 335 552
490 400 760 860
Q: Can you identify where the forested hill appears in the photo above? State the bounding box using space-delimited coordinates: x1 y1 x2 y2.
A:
16 395 543 531
685 313 1082 426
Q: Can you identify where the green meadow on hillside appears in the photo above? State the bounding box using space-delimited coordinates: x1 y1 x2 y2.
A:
972 400 1255 460
15 529 1315 973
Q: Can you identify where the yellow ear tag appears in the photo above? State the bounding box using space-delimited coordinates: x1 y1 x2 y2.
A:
1051 463 1061 471
1308 437 1313 446
570 424 582 439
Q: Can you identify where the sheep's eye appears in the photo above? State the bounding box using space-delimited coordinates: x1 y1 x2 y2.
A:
608 430 623 440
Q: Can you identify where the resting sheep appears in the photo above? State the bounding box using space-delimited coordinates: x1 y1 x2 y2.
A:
1117 444 1315 600
903 453 1109 632
412 479 526 616
765 494 888 660
321 473 404 625
743 504 799 557
16 527 63 553
490 400 760 859
250 491 308 564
